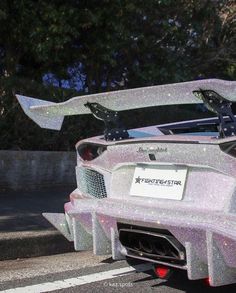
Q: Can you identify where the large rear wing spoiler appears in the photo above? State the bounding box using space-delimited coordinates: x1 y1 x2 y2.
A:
16 79 236 133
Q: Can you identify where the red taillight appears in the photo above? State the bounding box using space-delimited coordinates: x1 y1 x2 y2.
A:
204 277 211 286
220 141 236 158
77 144 107 161
82 146 94 161
154 265 171 279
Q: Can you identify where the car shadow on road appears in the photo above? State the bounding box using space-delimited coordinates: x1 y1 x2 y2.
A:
133 269 236 292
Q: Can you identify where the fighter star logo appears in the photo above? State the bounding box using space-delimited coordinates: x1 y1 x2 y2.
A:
135 176 141 184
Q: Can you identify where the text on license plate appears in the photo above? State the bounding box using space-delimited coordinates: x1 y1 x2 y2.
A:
130 165 187 200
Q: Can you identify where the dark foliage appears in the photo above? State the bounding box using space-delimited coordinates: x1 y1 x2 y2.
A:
0 0 235 150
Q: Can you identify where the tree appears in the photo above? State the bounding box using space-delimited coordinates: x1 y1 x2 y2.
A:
69 0 236 91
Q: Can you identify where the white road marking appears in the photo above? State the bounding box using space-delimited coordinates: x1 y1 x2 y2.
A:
0 264 151 293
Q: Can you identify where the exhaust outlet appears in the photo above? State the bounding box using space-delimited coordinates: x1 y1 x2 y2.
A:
118 225 186 266
153 241 167 256
139 239 153 254
128 235 141 251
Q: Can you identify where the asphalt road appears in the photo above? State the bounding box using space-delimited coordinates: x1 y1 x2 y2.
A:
0 189 74 260
0 251 236 293
0 189 72 233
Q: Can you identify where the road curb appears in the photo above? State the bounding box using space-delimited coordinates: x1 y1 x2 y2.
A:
0 230 74 261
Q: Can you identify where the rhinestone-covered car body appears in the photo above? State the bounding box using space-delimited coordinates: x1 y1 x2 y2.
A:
17 79 236 287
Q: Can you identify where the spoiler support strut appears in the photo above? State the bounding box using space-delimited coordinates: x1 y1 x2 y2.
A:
193 89 236 138
84 102 129 141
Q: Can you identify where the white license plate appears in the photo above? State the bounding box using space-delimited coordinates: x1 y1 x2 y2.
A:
130 166 187 200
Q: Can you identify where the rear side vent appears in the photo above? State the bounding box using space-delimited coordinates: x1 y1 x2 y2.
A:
77 167 107 198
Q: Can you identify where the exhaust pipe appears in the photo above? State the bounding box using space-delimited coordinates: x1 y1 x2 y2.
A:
139 239 153 254
153 241 167 256
119 227 186 266
128 235 141 251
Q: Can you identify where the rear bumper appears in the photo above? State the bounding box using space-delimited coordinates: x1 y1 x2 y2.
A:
44 197 236 287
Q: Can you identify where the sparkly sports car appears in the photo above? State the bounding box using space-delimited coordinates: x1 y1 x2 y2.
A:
17 79 236 287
